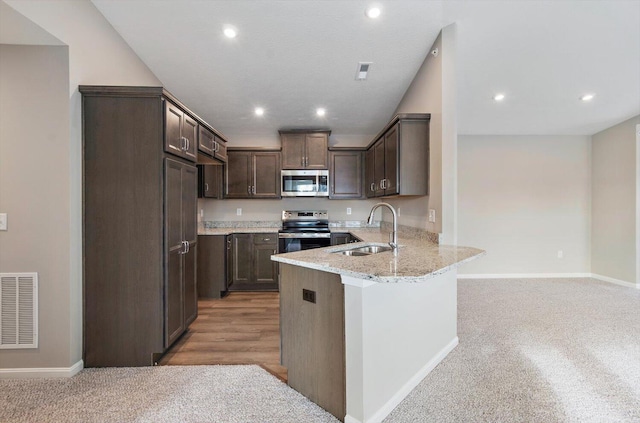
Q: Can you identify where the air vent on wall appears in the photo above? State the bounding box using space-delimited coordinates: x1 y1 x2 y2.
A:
355 62 372 80
0 273 38 349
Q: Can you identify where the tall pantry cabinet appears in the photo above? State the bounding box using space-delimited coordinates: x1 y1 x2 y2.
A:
81 86 205 366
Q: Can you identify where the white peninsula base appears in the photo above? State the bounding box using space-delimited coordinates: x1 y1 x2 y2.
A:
342 271 458 423
279 262 458 423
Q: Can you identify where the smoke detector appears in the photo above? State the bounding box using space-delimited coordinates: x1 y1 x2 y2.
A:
355 62 372 80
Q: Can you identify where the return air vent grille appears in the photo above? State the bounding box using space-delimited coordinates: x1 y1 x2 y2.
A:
0 273 38 349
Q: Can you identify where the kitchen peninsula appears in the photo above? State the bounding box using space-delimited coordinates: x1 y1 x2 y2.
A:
272 226 484 423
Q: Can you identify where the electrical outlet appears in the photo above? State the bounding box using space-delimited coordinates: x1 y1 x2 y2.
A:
302 289 316 303
0 213 6 231
346 207 352 215
200 209 204 218
236 208 242 216
428 209 436 223
557 250 563 259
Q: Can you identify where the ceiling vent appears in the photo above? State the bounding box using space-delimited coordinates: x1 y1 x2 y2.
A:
355 62 372 81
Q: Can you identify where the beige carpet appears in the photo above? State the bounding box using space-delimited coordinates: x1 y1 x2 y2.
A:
387 277 640 422
1 277 638 422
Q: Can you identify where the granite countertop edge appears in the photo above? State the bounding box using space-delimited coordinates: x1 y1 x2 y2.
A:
272 234 485 283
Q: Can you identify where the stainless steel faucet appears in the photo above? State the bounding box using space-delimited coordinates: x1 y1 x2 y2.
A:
367 202 398 254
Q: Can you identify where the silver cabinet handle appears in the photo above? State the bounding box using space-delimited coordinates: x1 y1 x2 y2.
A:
370 182 375 192
252 185 256 194
204 183 209 192
179 241 185 254
180 136 187 151
248 185 252 195
211 139 215 152
186 138 190 152
215 141 220 152
380 179 387 189
185 240 190 253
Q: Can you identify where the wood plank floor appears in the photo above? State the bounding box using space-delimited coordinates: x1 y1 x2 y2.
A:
159 292 287 381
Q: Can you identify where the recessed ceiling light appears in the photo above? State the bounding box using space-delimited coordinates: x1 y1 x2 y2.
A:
254 107 264 116
316 108 326 117
580 94 595 102
365 6 381 19
223 26 237 39
493 93 505 101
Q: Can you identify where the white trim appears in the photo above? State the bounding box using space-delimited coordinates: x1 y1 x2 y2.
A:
457 273 639 289
591 273 639 289
457 273 591 279
347 337 459 423
0 359 83 379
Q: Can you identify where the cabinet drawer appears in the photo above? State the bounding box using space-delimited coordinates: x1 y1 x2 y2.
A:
253 234 277 244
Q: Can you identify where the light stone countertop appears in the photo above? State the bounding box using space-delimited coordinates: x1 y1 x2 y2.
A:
198 227 280 235
272 228 485 283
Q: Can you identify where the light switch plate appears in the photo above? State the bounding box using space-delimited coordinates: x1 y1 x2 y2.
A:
0 213 7 230
346 207 352 215
428 209 436 223
236 208 242 216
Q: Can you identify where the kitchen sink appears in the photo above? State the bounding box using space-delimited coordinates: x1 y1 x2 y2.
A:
333 244 394 256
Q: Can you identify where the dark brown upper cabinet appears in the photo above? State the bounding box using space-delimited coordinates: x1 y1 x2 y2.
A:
280 130 330 169
225 149 281 199
197 164 223 199
329 149 364 199
198 125 228 163
366 114 430 198
165 101 197 162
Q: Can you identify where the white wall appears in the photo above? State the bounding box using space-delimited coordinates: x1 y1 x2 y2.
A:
384 24 457 242
1 0 159 371
0 45 70 368
591 115 640 285
457 135 591 275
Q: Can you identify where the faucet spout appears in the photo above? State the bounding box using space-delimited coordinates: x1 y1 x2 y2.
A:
367 202 398 255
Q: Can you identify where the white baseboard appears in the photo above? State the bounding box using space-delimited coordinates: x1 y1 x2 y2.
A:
344 337 459 423
591 273 639 289
458 273 591 279
458 273 638 289
0 359 83 379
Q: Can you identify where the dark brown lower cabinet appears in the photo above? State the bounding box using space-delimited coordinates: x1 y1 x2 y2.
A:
230 233 279 291
197 235 229 299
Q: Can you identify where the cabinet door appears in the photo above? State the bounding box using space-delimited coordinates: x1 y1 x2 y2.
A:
198 165 223 199
165 158 185 348
197 235 227 299
365 148 376 198
253 152 281 198
373 139 385 197
198 126 215 157
384 123 399 196
165 101 184 158
305 133 329 169
254 242 278 289
330 233 350 246
183 164 198 326
183 115 198 162
231 233 253 287
329 151 362 199
281 133 306 169
214 136 228 163
226 151 252 198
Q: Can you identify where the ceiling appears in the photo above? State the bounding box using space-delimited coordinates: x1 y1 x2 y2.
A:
89 1 639 142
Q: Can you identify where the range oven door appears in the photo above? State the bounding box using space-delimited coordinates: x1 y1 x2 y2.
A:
278 233 331 252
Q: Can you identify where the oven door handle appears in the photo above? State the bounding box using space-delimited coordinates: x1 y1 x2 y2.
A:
278 233 331 239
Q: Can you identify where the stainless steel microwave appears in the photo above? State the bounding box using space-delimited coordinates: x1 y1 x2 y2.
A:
281 170 329 197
